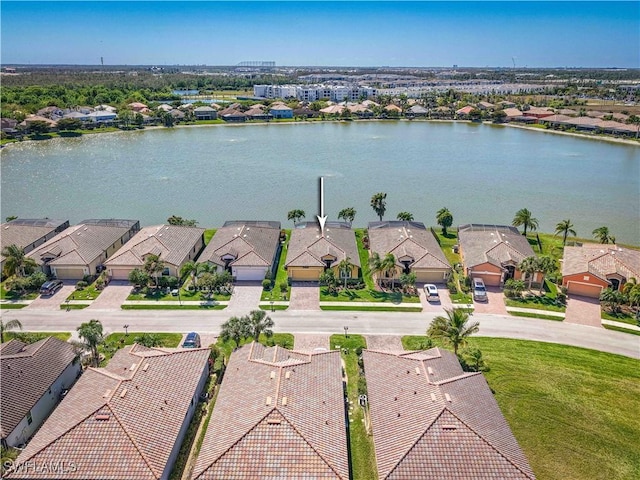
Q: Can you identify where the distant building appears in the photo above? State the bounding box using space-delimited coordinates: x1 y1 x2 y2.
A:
254 84 376 102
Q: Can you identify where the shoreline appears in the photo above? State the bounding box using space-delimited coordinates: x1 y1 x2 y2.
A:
3 117 639 150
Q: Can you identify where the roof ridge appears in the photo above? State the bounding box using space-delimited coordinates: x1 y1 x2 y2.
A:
433 371 482 386
285 249 323 267
88 366 127 382
233 249 270 266
309 235 345 255
109 404 162 479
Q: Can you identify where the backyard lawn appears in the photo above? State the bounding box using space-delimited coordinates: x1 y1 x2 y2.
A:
261 230 289 302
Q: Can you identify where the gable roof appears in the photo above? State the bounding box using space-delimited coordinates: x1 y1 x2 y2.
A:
11 345 209 480
104 225 204 268
285 222 360 269
458 224 535 269
192 343 349 479
562 244 640 282
1 337 77 439
198 221 280 269
0 218 69 262
368 221 450 270
363 348 535 480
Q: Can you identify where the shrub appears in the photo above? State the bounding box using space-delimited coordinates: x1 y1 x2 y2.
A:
458 348 489 372
76 280 88 290
158 276 178 288
262 279 272 290
357 375 368 396
279 282 288 293
447 281 458 294
26 271 47 290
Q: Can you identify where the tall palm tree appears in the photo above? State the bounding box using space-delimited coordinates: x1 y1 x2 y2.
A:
396 212 414 221
518 256 539 289
0 318 23 343
287 209 306 225
382 253 397 289
1 244 37 278
337 207 356 227
220 315 250 348
370 192 387 221
144 254 165 289
427 308 479 355
512 208 539 236
536 256 557 294
180 261 205 288
368 251 384 287
436 207 454 235
248 309 274 340
77 319 105 367
592 226 614 244
554 219 577 246
337 256 354 289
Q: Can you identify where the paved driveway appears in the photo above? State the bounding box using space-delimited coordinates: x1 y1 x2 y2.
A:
225 282 263 314
26 282 75 310
418 284 452 312
565 295 602 328
289 282 320 310
472 287 507 315
294 333 330 352
366 335 404 352
86 281 132 310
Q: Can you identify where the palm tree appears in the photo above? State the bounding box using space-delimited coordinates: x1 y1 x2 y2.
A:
220 315 250 348
512 208 539 236
287 209 306 225
427 308 480 355
396 212 414 221
1 244 37 278
77 319 105 367
248 309 274 340
368 252 384 287
518 256 539 290
180 261 205 288
370 192 387 221
536 256 557 294
337 256 354 289
382 253 397 289
0 318 23 343
555 219 577 246
592 226 614 244
143 254 165 289
600 288 625 314
338 207 356 227
436 207 454 236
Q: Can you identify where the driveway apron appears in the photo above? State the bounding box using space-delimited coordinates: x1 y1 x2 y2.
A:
26 282 75 310
419 284 453 312
86 281 132 310
565 295 602 328
288 282 320 310
472 287 507 315
226 282 263 313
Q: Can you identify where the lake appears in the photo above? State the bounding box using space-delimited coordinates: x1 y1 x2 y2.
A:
1 121 638 244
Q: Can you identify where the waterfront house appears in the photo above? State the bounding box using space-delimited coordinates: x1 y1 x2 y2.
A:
521 106 554 119
8 344 209 480
1 337 80 448
407 104 429 117
127 102 148 112
503 107 523 120
197 221 281 282
368 221 451 284
61 111 91 122
104 224 205 280
22 115 57 130
455 105 475 117
0 218 70 276
1 118 18 132
194 106 217 120
36 106 63 119
292 106 320 118
157 104 173 112
245 105 272 121
561 244 640 298
285 222 360 281
458 224 540 286
269 103 293 119
87 110 117 123
169 109 185 120
94 104 117 112
191 343 349 480
363 348 536 479
477 101 495 110
27 219 140 280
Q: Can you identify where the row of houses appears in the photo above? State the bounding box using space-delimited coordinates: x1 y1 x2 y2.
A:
2 339 536 479
3 218 638 298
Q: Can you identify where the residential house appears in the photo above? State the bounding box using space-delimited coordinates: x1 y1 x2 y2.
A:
319 104 344 115
499 100 517 108
407 105 429 117
157 104 173 112
62 111 91 122
191 343 349 480
1 218 70 275
269 103 293 119
27 219 140 280
455 105 475 117
477 101 495 110
503 107 523 120
285 222 360 281
458 224 539 286
561 244 640 298
127 102 148 112
521 106 554 119
36 106 63 120
347 103 374 118
368 221 451 283
8 344 209 480
384 104 403 114
87 110 117 123
1 118 18 132
1 337 80 448
292 106 320 118
363 348 536 479
169 109 185 120
94 104 117 112
103 224 205 280
194 106 217 120
22 115 57 130
245 105 272 121
198 221 281 281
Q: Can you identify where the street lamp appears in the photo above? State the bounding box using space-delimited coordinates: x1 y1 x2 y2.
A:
123 324 130 336
270 301 275 312
343 326 349 338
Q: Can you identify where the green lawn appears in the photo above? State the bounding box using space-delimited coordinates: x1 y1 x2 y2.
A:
204 229 217 245
505 296 566 312
261 232 289 301
215 333 294 360
431 228 460 266
320 286 420 303
450 292 473 304
99 332 182 364
508 310 564 321
355 229 375 290
0 281 38 300
59 304 89 310
603 324 640 336
259 304 289 311
121 304 226 310
0 303 27 309
329 334 377 480
321 305 422 312
66 281 102 301
601 309 637 326
4 331 71 343
127 287 230 302
400 336 640 480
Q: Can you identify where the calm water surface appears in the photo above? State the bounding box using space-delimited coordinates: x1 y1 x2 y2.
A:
1 122 638 243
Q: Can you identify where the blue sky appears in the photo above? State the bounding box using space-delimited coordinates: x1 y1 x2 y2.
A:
1 1 638 67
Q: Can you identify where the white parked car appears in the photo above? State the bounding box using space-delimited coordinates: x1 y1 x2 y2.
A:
424 284 440 302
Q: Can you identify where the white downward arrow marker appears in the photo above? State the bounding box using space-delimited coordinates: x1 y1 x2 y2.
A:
317 176 327 236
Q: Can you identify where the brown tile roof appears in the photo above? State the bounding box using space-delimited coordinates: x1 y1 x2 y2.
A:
1 337 77 440
363 348 535 479
0 219 69 262
368 221 450 271
10 345 209 479
562 244 640 282
104 225 204 268
198 221 280 269
192 343 349 479
285 222 360 269
458 224 535 269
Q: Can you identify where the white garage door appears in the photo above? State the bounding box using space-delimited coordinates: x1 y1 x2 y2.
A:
233 267 267 281
110 268 132 281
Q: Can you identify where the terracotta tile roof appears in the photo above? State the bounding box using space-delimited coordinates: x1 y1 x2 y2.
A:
1 337 78 440
562 244 640 282
198 221 280 269
456 106 475 115
285 222 360 269
363 348 535 479
10 345 209 479
104 225 204 269
458 224 535 269
368 221 450 271
192 343 349 479
503 107 523 117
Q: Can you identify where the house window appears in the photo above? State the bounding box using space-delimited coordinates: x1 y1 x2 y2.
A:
162 268 170 276
27 411 33 425
340 268 351 279
583 276 590 281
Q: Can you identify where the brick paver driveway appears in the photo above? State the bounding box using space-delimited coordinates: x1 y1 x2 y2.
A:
86 281 132 310
565 295 602 328
226 282 263 313
365 335 404 352
26 281 75 310
472 286 507 315
294 333 330 352
289 282 320 310
418 284 452 312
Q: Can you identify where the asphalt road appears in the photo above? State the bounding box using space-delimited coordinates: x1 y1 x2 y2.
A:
3 308 639 359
